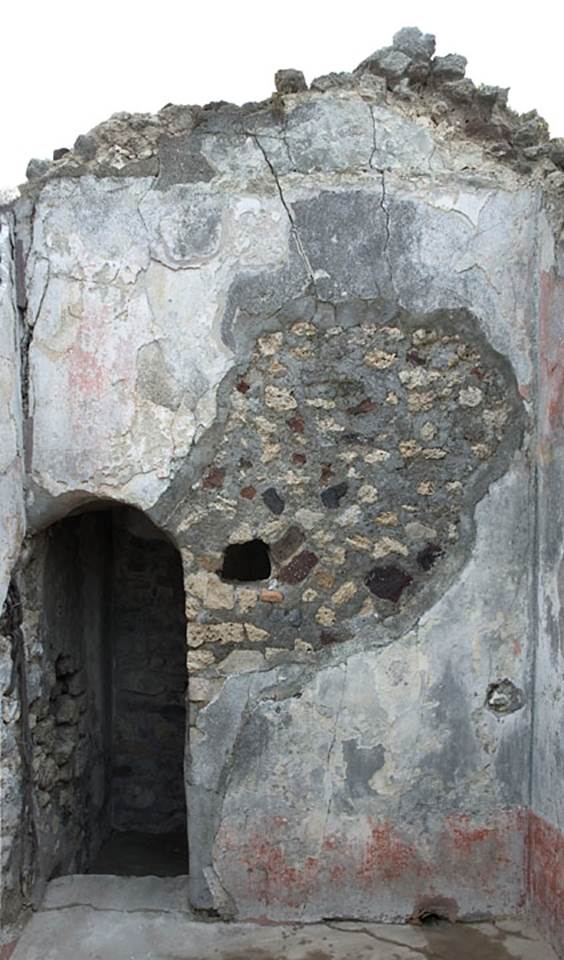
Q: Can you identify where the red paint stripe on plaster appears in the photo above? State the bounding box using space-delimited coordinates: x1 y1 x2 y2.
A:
0 942 18 960
528 811 564 956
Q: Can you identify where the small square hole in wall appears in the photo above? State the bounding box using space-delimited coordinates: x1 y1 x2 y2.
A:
221 539 271 582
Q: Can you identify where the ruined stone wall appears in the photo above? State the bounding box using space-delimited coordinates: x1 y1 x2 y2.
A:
1 513 115 923
2 26 564 938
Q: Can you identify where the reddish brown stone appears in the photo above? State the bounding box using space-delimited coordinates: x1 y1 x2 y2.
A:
202 466 225 489
288 415 305 433
320 463 334 485
292 452 307 465
236 380 250 394
347 397 377 415
470 366 487 381
240 485 257 500
279 549 319 585
365 564 412 602
260 589 284 603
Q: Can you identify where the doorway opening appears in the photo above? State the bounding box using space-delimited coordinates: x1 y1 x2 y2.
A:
38 503 188 879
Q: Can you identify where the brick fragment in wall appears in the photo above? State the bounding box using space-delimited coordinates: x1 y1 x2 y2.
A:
279 550 319 585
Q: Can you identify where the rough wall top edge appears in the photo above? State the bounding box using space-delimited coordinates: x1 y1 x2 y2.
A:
13 28 564 225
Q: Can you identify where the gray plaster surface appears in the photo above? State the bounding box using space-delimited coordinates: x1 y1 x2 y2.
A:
9 876 557 960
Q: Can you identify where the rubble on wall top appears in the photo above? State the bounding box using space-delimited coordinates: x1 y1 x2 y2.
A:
19 26 564 194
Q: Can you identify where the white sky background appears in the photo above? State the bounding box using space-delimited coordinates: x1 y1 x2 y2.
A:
2 0 563 189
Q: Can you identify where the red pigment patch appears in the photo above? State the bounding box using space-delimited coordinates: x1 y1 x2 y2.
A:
346 397 377 415
240 485 257 500
203 466 225 489
529 811 564 954
292 452 307 465
217 808 526 916
236 380 250 394
287 415 304 434
539 271 564 439
0 943 18 960
358 821 428 885
238 836 320 908
320 463 333 485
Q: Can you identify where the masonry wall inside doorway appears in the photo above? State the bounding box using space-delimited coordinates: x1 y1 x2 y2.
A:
11 504 188 909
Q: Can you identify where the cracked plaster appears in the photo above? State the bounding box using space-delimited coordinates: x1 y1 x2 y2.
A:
0 51 562 944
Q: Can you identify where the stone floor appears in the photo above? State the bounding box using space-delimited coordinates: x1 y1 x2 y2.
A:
7 877 559 960
89 829 188 876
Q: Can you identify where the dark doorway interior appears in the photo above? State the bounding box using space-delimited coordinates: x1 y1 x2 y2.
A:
42 504 188 879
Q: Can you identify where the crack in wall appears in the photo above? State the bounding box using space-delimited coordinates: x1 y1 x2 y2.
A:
252 134 318 296
378 170 396 299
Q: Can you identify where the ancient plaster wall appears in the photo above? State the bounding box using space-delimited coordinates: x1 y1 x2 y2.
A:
3 26 564 934
11 88 540 924
529 221 564 956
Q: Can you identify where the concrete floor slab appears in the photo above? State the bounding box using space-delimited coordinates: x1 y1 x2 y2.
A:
43 874 192 914
9 878 559 960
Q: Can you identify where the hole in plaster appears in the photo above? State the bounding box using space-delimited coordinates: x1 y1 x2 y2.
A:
417 911 451 927
486 679 525 715
221 539 271 582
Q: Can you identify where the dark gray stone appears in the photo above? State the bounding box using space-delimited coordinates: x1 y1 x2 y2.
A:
431 54 467 80
355 47 412 85
513 111 550 148
476 85 509 108
73 134 97 160
262 487 285 515
392 27 435 61
25 158 52 181
274 69 307 94
442 79 476 103
548 138 564 170
321 482 348 510
309 72 356 93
